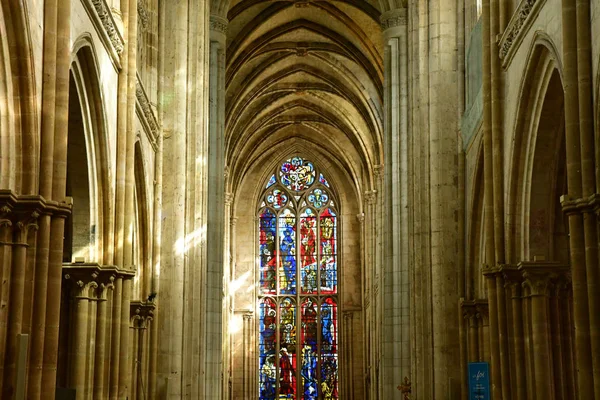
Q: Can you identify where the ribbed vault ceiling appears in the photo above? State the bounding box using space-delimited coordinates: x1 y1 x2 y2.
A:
225 0 384 194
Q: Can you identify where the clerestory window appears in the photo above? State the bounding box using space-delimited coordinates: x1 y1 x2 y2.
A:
258 157 339 400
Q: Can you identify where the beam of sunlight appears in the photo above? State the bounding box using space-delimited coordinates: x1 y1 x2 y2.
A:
229 271 251 296
174 226 206 255
229 314 243 336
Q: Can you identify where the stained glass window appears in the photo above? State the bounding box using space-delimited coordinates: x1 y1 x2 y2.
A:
258 157 339 400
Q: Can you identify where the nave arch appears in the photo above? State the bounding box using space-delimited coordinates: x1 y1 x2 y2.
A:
223 1 384 397
0 0 37 194
506 37 568 264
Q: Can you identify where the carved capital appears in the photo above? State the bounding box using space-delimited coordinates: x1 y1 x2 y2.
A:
364 190 377 205
130 300 156 328
210 15 228 34
518 261 568 297
380 8 407 30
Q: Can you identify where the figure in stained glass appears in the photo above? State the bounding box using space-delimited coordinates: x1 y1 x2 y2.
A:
279 348 296 397
300 209 317 293
279 209 297 294
260 209 277 294
260 298 278 399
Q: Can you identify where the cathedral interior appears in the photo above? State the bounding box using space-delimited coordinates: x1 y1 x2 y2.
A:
1 0 600 399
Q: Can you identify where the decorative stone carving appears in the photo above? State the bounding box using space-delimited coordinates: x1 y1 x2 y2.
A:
14 212 39 244
517 261 569 297
380 9 407 30
365 190 378 205
135 76 159 150
210 15 228 34
138 0 149 32
499 0 545 65
89 0 125 54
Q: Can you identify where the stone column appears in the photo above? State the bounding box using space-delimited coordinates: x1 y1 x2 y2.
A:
205 14 227 400
41 0 72 397
521 270 554 400
428 0 461 397
67 278 95 399
550 282 566 398
118 278 133 398
94 280 112 400
242 312 253 399
381 8 410 399
2 214 38 397
109 276 123 399
157 0 189 397
560 0 595 397
507 278 526 400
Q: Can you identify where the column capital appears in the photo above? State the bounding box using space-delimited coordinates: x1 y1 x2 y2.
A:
380 8 407 32
561 192 600 215
210 15 228 34
518 261 569 297
460 299 478 323
130 300 156 328
364 190 377 205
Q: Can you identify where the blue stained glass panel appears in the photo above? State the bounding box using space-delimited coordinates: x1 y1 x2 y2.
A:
319 173 330 187
260 209 277 295
266 174 277 189
279 209 296 295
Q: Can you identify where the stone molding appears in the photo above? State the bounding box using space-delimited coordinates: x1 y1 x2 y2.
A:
62 263 133 300
498 0 546 68
560 193 600 215
83 0 125 66
380 8 407 30
210 15 228 34
0 190 71 222
482 262 571 295
63 263 135 288
135 74 159 151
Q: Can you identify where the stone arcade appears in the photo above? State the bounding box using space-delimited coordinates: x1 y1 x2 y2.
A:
0 0 600 399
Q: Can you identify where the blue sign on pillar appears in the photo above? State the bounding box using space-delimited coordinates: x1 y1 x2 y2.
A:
468 362 490 400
